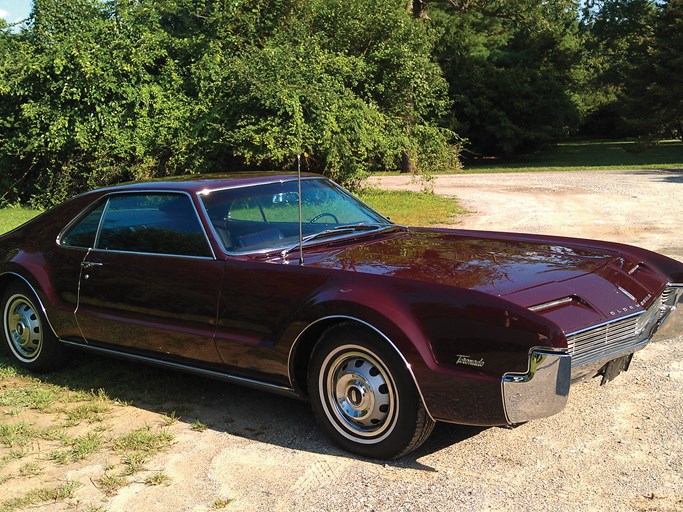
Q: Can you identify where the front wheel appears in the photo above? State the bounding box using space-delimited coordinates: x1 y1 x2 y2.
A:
308 324 434 459
2 282 67 372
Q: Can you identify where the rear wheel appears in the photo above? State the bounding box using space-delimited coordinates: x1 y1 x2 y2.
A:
308 324 434 459
2 282 67 372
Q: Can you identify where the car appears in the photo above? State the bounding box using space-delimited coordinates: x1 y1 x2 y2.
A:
1 173 682 458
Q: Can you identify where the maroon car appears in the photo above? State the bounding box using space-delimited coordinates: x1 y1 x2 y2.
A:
1 174 682 458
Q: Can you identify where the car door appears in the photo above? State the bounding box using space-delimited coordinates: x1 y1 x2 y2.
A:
74 192 224 365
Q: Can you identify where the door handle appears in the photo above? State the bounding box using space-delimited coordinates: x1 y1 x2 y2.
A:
81 261 103 269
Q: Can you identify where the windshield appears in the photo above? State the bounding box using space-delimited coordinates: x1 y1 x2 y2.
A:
200 178 392 253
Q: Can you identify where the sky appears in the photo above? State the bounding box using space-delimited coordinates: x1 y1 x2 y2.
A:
0 0 32 24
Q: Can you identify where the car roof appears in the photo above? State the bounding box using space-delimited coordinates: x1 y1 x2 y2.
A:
90 172 322 196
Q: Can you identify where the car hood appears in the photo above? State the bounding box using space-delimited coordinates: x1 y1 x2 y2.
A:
307 228 664 332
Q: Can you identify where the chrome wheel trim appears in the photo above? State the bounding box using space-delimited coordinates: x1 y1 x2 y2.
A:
3 294 43 362
319 344 399 444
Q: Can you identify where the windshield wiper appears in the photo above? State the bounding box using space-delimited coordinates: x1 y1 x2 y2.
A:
280 223 387 259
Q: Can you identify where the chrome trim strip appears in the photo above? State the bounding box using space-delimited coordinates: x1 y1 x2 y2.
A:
287 314 435 421
501 348 571 424
528 297 574 312
83 248 215 261
0 272 60 339
60 339 301 399
196 176 323 195
617 285 637 301
93 196 111 249
56 197 105 247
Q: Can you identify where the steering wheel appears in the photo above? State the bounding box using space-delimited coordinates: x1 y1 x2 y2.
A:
308 212 339 224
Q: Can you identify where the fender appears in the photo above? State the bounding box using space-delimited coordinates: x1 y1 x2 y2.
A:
284 271 566 425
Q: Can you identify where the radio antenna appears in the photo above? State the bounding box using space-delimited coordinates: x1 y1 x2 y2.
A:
297 154 304 265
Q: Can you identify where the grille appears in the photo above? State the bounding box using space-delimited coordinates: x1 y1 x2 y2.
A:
567 314 641 367
565 288 679 368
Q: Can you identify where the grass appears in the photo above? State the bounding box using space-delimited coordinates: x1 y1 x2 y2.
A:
68 432 103 461
0 384 61 412
357 188 466 226
0 481 78 512
121 451 148 475
0 353 185 510
0 421 35 448
61 400 111 426
212 497 234 509
190 420 209 432
95 472 128 496
113 425 173 453
461 139 683 173
144 471 171 486
0 207 41 235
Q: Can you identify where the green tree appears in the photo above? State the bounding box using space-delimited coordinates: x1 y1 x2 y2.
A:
196 0 457 186
0 0 458 207
620 0 683 139
430 0 582 157
578 0 660 136
0 0 196 207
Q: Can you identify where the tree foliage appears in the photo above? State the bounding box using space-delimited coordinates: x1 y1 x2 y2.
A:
196 0 457 186
1 0 681 207
0 0 197 206
428 0 583 156
578 0 660 136
0 0 457 207
619 0 683 138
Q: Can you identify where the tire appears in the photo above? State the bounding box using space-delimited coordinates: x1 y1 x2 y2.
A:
308 324 435 459
1 282 67 372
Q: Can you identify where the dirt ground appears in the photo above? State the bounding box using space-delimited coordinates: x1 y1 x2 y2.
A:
6 169 683 511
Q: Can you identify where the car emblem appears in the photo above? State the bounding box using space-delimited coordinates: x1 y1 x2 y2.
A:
455 355 485 367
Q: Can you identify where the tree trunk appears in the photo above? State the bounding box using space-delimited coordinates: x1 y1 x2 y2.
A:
401 151 416 174
400 1 426 174
412 1 428 19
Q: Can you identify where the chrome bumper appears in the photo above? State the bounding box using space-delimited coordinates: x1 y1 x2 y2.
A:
501 350 571 425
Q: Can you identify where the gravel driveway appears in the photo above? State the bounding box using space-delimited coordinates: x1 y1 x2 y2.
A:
100 170 683 512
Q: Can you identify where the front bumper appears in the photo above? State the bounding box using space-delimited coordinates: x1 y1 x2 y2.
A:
501 349 571 425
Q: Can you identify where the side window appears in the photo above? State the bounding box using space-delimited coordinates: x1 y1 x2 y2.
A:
60 202 106 248
96 194 212 257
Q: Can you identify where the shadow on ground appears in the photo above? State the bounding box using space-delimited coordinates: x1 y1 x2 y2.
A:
0 351 485 468
633 168 683 183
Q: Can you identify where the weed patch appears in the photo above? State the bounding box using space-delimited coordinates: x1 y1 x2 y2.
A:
0 481 78 512
113 425 173 454
0 421 36 448
144 471 171 486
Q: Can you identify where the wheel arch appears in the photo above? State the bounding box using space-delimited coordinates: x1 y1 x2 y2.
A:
287 315 435 422
0 271 59 339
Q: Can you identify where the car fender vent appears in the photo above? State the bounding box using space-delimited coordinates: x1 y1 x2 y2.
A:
529 296 580 312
